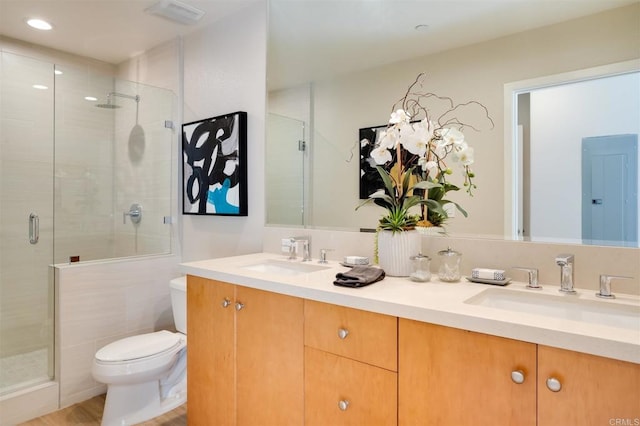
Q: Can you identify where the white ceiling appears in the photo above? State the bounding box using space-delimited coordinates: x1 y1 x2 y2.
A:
0 0 256 64
0 0 636 89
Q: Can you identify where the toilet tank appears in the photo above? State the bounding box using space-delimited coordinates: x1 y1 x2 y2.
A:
170 276 187 334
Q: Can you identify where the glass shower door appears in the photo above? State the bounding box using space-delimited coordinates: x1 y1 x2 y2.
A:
0 52 55 395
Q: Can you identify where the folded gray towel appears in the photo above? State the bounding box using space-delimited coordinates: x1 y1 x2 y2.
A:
334 266 386 288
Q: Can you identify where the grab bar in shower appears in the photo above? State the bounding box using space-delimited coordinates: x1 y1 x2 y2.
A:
29 212 39 244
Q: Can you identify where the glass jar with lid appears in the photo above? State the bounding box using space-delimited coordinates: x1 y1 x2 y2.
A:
437 247 462 282
410 253 431 282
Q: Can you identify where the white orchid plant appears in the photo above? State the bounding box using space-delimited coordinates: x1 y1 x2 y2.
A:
358 73 493 231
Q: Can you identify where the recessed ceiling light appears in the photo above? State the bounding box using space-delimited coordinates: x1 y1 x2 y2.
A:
32 84 48 90
414 24 430 32
26 18 53 31
84 96 98 102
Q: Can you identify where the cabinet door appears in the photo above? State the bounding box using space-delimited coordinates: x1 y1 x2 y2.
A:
398 319 536 426
538 345 640 426
187 276 236 426
305 346 397 426
236 286 304 426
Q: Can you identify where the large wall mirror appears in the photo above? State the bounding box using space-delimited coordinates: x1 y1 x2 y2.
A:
267 0 640 248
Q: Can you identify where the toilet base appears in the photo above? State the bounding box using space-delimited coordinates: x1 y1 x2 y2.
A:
100 376 186 426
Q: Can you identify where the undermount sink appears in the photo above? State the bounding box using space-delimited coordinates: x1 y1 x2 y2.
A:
241 259 331 276
465 288 640 330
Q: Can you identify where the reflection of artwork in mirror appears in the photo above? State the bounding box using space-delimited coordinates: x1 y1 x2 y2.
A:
182 111 248 216
359 124 414 200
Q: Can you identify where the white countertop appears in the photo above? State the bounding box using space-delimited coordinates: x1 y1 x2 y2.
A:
180 252 640 364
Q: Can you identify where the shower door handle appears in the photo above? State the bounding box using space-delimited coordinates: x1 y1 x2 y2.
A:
29 212 39 244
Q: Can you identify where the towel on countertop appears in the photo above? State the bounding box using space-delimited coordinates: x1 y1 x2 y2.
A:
333 266 386 288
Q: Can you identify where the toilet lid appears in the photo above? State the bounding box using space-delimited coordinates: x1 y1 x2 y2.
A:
96 330 182 362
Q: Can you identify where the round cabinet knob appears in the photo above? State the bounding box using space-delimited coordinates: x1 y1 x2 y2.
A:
337 328 349 340
221 298 231 308
546 377 562 392
338 400 350 411
235 302 244 311
511 370 525 384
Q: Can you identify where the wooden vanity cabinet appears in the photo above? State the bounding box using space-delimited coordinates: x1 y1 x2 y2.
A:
537 345 640 426
187 275 639 425
399 319 640 426
187 276 235 425
399 319 537 426
187 276 304 426
304 300 398 425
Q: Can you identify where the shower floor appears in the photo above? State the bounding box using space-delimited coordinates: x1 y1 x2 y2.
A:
0 348 50 396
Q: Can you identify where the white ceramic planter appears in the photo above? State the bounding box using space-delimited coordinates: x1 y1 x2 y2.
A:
377 229 421 277
416 226 445 236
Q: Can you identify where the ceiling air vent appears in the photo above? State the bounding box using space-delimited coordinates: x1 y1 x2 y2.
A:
145 0 206 25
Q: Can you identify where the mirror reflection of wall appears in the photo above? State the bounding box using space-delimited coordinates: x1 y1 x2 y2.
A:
516 72 640 247
266 113 306 226
266 2 640 247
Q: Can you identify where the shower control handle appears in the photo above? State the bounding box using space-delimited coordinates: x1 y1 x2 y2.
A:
29 212 39 244
123 203 142 224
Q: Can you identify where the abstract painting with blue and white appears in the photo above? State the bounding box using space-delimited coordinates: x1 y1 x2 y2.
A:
182 111 247 216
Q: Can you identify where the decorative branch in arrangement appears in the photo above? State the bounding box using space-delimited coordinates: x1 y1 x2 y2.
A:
358 73 494 231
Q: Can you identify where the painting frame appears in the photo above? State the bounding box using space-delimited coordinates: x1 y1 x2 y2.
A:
182 111 248 216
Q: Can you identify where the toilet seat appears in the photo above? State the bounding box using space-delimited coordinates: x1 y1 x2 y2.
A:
96 330 182 363
92 331 186 385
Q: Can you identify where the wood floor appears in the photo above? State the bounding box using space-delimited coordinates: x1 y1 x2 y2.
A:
19 394 187 425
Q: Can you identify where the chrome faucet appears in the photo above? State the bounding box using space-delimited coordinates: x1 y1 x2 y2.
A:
555 254 576 294
288 236 311 261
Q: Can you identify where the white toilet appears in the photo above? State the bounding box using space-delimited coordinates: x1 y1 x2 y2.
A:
92 276 187 426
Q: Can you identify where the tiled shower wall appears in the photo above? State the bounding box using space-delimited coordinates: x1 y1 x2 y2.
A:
55 254 181 407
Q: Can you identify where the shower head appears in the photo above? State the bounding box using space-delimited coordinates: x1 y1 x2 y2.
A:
95 92 139 109
95 101 121 109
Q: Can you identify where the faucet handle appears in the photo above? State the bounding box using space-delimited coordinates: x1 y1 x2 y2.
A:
596 275 633 299
512 267 541 290
287 237 298 260
318 248 334 264
555 253 574 265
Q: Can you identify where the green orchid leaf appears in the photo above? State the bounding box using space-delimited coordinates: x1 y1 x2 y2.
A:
441 200 469 217
413 180 442 191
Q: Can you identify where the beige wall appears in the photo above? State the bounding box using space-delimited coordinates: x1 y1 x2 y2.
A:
181 3 267 262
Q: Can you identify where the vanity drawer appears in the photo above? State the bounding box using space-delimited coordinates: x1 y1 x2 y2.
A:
304 300 397 371
305 346 397 426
